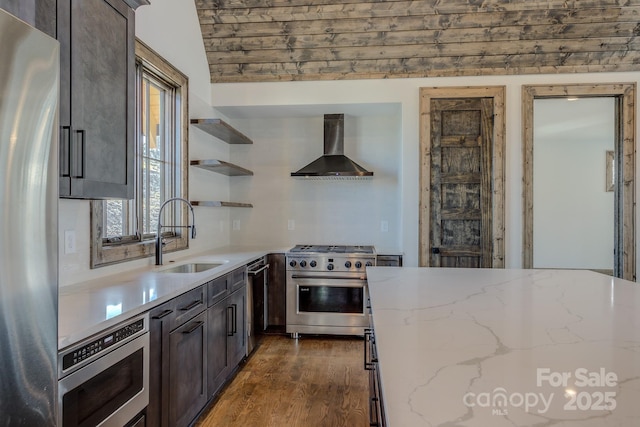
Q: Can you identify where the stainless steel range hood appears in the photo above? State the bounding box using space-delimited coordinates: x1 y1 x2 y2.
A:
291 114 373 179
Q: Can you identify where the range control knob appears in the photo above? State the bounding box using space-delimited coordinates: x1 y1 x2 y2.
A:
310 260 317 268
355 261 362 269
345 261 352 268
365 261 373 267
289 260 297 267
327 263 334 271
300 260 307 268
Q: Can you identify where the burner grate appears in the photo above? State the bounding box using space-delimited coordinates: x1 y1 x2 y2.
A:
288 244 375 255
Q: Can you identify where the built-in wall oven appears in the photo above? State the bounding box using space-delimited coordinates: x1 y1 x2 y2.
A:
286 245 375 337
58 313 150 427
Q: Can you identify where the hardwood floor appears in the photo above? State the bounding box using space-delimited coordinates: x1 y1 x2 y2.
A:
195 334 369 427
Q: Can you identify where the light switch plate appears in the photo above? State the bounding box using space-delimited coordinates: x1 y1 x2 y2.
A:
64 230 76 254
232 220 240 231
381 220 389 232
288 219 295 231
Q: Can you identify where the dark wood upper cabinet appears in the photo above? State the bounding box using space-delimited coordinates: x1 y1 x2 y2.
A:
0 0 56 37
1 0 147 199
58 0 144 199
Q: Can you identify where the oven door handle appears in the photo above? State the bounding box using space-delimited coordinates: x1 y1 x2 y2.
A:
291 274 366 281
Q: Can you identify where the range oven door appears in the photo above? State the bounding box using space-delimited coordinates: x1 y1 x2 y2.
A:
287 274 369 328
58 331 149 427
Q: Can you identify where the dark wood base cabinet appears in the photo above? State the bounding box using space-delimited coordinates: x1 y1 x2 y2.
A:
149 267 247 427
149 285 208 427
207 277 246 398
169 310 207 427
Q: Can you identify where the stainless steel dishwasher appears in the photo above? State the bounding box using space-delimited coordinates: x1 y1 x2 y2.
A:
247 256 269 354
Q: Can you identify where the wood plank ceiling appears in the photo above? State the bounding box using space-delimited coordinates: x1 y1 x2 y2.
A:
194 0 640 83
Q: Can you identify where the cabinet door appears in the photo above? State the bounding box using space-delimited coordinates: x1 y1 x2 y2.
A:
148 300 175 427
227 287 246 368
169 311 208 427
206 301 229 398
58 0 134 199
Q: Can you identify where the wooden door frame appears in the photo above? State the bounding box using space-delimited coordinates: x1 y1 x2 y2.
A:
522 83 636 281
419 86 506 267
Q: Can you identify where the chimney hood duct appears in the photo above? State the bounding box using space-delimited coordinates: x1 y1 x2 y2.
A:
291 114 373 179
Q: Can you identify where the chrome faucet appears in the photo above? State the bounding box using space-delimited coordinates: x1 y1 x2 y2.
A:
155 197 196 265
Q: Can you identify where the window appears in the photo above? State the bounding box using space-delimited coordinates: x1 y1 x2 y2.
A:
91 40 188 268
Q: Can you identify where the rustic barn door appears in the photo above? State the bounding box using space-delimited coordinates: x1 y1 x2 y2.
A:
428 98 493 267
419 87 505 268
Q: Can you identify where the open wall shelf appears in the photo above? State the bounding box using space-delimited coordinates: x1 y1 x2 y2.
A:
190 160 253 176
189 119 253 208
190 201 253 208
190 119 253 145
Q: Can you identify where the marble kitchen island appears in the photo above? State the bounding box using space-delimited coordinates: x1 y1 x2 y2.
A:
366 267 640 426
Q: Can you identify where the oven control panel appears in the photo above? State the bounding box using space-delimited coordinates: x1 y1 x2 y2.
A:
60 314 148 374
287 255 375 272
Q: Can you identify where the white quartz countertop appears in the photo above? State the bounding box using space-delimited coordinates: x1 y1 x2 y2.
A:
58 246 286 350
366 267 640 426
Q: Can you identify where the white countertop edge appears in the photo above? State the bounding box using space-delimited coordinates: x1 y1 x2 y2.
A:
58 245 288 350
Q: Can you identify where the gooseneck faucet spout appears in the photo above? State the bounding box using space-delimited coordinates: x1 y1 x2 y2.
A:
155 197 196 266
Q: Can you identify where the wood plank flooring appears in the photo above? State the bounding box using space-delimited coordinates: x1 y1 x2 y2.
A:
195 335 369 427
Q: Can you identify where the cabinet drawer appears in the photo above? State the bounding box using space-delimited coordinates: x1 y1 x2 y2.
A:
171 285 206 330
150 298 177 324
229 267 246 293
376 255 403 267
207 275 229 307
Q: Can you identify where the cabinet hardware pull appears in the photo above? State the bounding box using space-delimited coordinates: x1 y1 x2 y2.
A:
369 394 379 426
60 126 71 177
364 328 373 370
152 309 173 319
210 289 226 301
231 303 238 334
180 300 201 311
182 321 203 334
227 306 234 336
71 129 85 178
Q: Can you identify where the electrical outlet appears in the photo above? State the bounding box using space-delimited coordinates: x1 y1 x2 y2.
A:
64 230 76 254
232 220 241 231
380 220 389 232
288 219 295 231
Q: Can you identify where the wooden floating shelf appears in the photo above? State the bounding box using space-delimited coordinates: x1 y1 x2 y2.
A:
190 119 253 145
190 159 253 176
190 201 253 208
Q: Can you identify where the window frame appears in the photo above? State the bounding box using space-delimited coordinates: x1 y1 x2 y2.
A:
90 39 189 268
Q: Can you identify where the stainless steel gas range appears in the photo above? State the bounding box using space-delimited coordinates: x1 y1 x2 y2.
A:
286 245 376 338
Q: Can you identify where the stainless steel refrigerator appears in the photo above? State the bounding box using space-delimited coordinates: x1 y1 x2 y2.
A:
0 9 59 426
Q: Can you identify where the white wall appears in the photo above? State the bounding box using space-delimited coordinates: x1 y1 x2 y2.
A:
210 72 640 269
225 110 402 252
533 98 615 269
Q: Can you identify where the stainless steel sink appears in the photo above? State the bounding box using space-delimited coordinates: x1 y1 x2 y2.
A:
160 262 222 273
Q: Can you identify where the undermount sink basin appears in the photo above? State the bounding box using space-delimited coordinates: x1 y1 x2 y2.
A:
160 262 223 273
